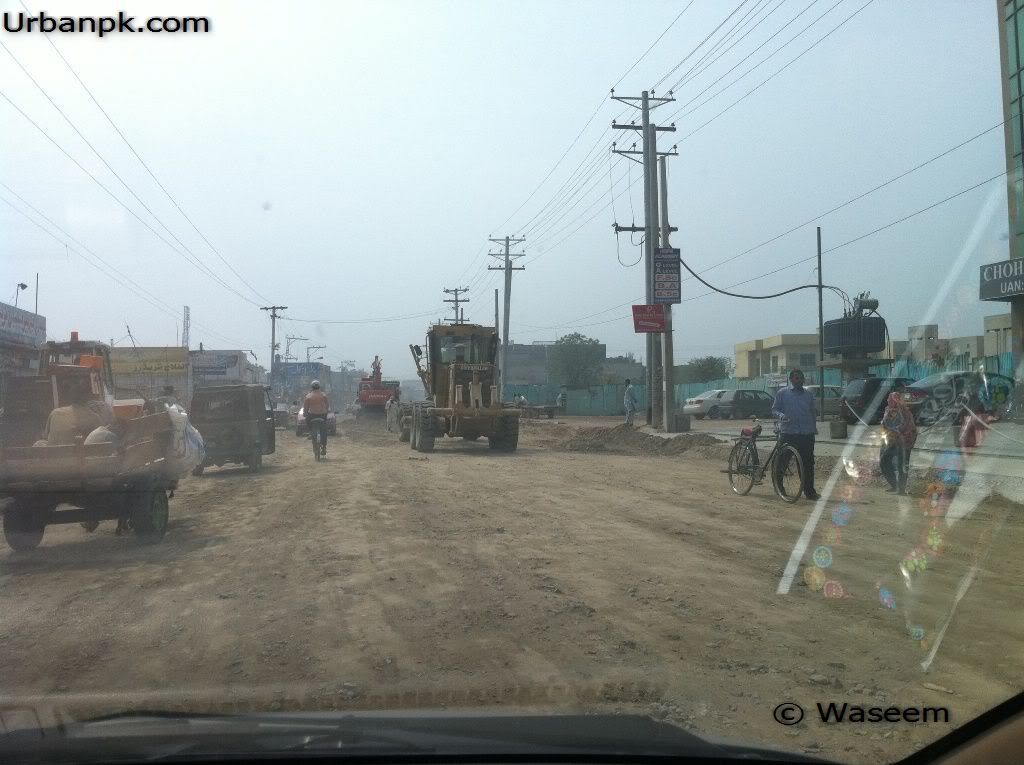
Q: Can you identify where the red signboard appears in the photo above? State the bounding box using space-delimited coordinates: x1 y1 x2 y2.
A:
632 304 666 333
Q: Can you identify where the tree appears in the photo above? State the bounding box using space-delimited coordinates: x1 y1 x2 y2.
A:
547 333 604 387
676 355 733 384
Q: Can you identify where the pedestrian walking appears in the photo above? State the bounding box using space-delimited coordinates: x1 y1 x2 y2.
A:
771 369 819 500
623 378 638 426
880 382 917 494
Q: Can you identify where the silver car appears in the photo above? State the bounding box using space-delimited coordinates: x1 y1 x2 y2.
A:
682 389 729 419
804 385 843 417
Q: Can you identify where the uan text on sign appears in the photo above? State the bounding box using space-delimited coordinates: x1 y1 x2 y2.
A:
654 247 681 304
980 257 1024 301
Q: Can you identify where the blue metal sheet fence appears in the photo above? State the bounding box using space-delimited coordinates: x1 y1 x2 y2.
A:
505 353 1016 417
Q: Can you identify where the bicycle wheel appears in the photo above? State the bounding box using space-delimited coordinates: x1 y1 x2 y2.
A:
312 426 321 461
772 443 805 504
727 440 758 496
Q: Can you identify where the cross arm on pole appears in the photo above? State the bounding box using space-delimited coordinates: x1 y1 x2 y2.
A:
612 123 677 132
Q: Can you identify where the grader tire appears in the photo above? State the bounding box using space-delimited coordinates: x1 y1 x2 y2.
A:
415 406 435 453
488 416 519 453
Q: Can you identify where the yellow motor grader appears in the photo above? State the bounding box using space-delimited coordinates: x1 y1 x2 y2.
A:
398 323 521 453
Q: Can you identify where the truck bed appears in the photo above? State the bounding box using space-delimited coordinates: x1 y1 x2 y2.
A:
0 411 174 490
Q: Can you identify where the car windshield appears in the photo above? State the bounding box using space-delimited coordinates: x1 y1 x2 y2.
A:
4 3 1024 764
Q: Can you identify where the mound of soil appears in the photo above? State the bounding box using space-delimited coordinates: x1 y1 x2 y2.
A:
559 425 722 457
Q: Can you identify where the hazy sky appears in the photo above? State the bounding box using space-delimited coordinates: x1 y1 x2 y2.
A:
0 0 1010 379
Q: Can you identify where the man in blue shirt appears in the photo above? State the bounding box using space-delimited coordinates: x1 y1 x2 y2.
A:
771 368 819 500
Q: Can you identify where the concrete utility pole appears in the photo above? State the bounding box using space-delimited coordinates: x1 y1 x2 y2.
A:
306 345 326 363
612 89 676 427
260 305 287 395
181 306 190 349
488 235 526 398
442 287 470 324
659 156 676 431
816 226 825 421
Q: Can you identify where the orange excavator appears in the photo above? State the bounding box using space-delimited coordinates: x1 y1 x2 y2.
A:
355 355 400 415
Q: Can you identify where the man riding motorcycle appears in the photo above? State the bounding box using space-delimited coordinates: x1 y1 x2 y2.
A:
303 380 331 457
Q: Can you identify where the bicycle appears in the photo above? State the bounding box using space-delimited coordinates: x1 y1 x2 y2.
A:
308 416 327 462
726 417 805 503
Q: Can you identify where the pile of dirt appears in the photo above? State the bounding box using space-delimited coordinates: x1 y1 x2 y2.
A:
558 425 724 457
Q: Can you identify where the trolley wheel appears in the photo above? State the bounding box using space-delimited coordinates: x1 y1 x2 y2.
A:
131 488 169 544
3 499 47 551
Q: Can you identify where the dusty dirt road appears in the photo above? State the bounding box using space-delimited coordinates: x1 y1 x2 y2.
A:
0 416 1021 763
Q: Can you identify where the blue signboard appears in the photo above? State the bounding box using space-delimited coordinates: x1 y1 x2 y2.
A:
654 247 681 304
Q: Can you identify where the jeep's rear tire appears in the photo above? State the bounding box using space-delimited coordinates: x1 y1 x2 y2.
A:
488 416 519 453
248 451 262 473
3 499 46 552
191 464 205 476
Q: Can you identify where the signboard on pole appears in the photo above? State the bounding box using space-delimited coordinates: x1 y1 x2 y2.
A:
632 304 667 333
654 247 681 304
0 302 46 347
980 257 1024 301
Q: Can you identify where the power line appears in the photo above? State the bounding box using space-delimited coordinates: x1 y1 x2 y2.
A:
0 87 261 306
0 40 271 307
652 0 755 90
0 190 246 347
528 172 1006 330
15 0 272 304
683 170 1007 299
613 0 698 90
670 0 825 109
523 0 879 263
690 121 1004 277
668 0 782 94
675 0 876 142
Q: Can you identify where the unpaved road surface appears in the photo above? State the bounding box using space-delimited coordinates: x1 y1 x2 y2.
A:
1 416 1021 763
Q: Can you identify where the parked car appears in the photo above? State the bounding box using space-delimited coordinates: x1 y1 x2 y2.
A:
716 389 775 420
805 385 844 417
841 377 915 425
188 384 276 474
682 389 728 419
903 371 1014 425
296 407 338 437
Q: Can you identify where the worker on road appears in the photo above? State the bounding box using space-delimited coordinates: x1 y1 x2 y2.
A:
771 368 819 500
623 378 638 426
303 380 331 457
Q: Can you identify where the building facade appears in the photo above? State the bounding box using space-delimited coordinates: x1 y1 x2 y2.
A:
734 334 821 379
984 312 1013 356
996 0 1024 370
0 301 46 402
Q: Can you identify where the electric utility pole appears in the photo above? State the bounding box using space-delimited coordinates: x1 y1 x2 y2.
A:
612 89 676 426
260 305 287 396
488 235 526 397
816 226 825 421
659 155 677 432
285 335 309 362
306 345 326 363
442 287 470 324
